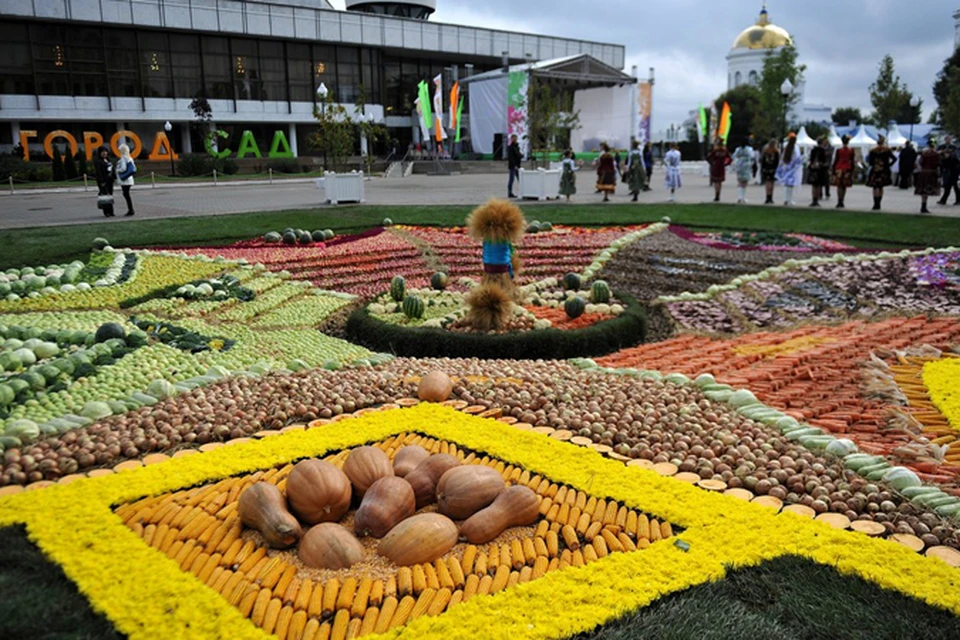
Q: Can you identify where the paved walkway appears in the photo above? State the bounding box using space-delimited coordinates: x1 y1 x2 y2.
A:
1 173 957 230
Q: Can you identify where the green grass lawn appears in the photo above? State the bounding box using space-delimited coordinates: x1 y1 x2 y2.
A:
2 203 958 270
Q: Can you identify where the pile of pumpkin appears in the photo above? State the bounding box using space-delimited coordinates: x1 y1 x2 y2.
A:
238 443 540 569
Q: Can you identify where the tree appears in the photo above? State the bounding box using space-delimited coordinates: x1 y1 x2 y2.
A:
754 45 806 140
869 54 921 125
63 147 77 180
51 145 65 182
832 106 867 126
75 151 88 179
526 80 580 163
189 95 214 147
934 47 960 133
310 90 355 171
354 85 387 174
713 84 761 149
801 121 828 140
937 67 960 136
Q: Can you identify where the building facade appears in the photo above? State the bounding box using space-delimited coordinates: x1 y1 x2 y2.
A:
0 0 625 160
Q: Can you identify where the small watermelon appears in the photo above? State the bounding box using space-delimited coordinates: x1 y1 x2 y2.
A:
591 280 611 303
282 231 297 245
563 272 582 291
322 229 335 240
430 272 448 290
565 296 586 319
311 230 326 242
541 221 553 231
92 237 110 250
94 322 126 343
264 231 282 243
299 231 313 245
390 276 406 302
526 223 541 234
382 218 393 227
402 295 425 319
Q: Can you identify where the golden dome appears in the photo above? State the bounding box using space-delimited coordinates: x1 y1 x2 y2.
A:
732 8 793 50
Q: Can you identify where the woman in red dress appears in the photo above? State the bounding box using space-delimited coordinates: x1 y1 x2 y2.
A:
596 143 617 202
706 140 732 202
831 135 855 209
914 139 941 214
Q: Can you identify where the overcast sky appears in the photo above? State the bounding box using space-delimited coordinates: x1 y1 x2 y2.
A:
330 0 956 132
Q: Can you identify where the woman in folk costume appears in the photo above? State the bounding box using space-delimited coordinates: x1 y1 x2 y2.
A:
831 135 855 209
806 136 831 207
625 140 648 202
775 133 802 206
732 140 754 204
760 139 780 204
706 139 732 202
596 143 617 202
914 138 941 214
866 135 896 211
663 142 682 201
463 199 525 331
642 142 654 191
559 149 577 201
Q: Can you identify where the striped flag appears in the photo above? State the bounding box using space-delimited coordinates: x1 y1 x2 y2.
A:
433 74 447 141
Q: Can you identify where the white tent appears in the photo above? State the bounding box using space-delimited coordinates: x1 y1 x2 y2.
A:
795 126 817 148
885 122 909 147
848 124 877 150
827 124 843 148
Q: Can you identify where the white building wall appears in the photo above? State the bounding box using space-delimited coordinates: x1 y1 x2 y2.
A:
570 85 635 153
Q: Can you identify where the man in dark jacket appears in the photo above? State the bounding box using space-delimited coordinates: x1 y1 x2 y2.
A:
938 135 959 205
897 141 917 190
507 134 521 198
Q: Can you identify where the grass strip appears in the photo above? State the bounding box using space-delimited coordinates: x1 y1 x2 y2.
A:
3 204 958 270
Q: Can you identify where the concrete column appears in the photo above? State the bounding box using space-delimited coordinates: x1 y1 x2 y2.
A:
10 122 20 152
181 126 192 154
288 122 298 157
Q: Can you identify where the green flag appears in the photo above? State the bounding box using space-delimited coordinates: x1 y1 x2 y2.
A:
417 81 433 129
698 104 708 142
455 99 464 143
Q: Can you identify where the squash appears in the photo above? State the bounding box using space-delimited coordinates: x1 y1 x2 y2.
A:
378 513 458 566
238 482 302 549
459 485 540 544
417 371 454 403
343 446 394 498
354 476 416 538
299 523 365 569
405 454 460 508
393 445 430 477
285 459 352 525
436 465 505 520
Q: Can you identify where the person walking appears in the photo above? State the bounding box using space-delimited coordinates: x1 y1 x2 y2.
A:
732 140 753 204
507 134 521 198
595 143 617 202
776 133 802 206
706 139 732 202
831 135 855 209
866 135 896 211
937 135 960 205
642 142 654 191
625 140 648 202
898 141 917 191
663 142 682 202
93 145 115 218
760 139 780 204
558 149 577 202
807 136 830 207
915 138 942 214
115 144 137 217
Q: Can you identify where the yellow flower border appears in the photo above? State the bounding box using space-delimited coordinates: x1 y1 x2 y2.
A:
1 404 960 640
924 358 960 432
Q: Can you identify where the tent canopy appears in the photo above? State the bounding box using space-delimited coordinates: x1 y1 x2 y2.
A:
848 124 877 149
827 124 843 147
795 126 817 148
885 122 909 147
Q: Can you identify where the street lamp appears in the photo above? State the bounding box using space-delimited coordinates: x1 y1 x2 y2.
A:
316 83 329 171
780 79 794 141
909 95 920 143
163 121 176 177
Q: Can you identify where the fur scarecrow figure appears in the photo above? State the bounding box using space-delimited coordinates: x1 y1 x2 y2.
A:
463 199 526 331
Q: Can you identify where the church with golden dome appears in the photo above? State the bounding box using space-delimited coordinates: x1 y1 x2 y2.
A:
726 4 832 124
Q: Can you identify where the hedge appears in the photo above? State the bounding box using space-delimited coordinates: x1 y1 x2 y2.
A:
346 292 646 360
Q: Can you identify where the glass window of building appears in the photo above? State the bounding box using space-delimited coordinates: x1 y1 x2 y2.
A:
734 71 742 86
32 23 71 96
749 70 758 86
258 40 287 102
287 43 313 102
0 23 34 95
67 27 107 97
139 32 173 98
201 37 233 100
232 38 260 101
313 44 335 99
105 29 139 98
336 46 361 103
170 34 203 98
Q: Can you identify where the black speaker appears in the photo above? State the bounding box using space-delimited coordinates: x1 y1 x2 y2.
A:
493 133 504 159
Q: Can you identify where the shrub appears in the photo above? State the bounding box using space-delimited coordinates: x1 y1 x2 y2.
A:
75 152 88 179
177 153 211 177
51 146 65 181
28 165 53 182
267 158 301 174
217 158 239 175
63 147 77 179
0 153 29 181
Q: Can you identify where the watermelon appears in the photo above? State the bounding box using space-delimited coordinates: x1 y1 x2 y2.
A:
390 276 406 302
95 322 126 343
526 223 541 234
402 295 425 319
430 272 448 291
322 229 335 240
382 218 393 227
80 401 113 421
311 230 326 242
298 231 313 245
0 384 14 406
563 273 582 291
92 237 110 250
282 231 297 245
264 231 282 243
565 296 586 319
540 221 553 231
590 280 611 303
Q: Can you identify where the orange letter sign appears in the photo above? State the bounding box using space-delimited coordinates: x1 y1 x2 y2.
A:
109 131 143 159
43 130 79 160
148 131 179 162
18 130 37 161
83 131 104 161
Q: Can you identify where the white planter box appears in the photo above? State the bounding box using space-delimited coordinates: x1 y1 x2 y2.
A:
519 168 562 201
316 171 365 204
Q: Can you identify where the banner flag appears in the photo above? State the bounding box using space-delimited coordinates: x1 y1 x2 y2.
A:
719 102 732 143
698 104 708 143
637 82 652 147
417 81 432 130
455 98 464 143
433 74 447 141
507 70 530 154
414 96 431 143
